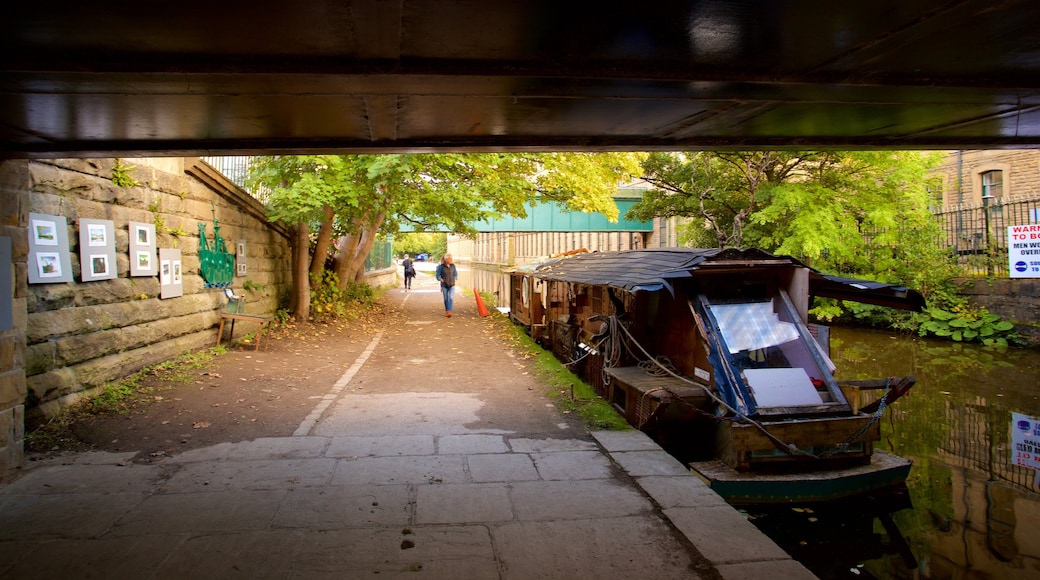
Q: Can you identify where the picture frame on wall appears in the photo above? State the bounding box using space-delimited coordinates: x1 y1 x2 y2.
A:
36 252 63 278
90 254 110 277
87 223 108 246
28 213 73 284
159 248 183 299
136 250 152 271
78 218 117 282
31 218 59 246
128 221 157 277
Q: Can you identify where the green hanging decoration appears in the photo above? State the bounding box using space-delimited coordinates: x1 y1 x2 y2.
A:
198 203 235 288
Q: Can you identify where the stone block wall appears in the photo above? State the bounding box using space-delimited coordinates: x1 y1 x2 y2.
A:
9 158 292 424
0 161 29 476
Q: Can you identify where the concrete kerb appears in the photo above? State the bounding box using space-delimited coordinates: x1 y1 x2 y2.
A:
591 430 816 579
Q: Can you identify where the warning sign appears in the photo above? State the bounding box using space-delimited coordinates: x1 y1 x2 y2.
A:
1007 225 1040 278
1010 413 1040 473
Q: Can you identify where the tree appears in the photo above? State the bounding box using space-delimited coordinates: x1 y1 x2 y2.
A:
630 150 948 322
250 152 644 319
630 150 943 272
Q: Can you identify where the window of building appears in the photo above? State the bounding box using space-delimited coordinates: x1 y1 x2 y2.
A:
981 170 1003 200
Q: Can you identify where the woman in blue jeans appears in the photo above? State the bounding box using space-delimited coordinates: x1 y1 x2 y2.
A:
435 254 458 317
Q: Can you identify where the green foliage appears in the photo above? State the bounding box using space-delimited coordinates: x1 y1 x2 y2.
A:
111 159 141 188
308 270 377 322
395 232 447 257
243 279 266 292
916 304 1017 347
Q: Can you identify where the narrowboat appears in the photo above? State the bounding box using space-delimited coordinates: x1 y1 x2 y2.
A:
509 248 922 504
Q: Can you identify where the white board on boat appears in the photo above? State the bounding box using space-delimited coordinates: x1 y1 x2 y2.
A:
744 367 822 408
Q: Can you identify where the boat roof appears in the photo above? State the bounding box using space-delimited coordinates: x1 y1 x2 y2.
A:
527 248 925 311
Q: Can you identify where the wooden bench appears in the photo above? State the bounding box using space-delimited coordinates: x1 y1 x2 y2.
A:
216 312 273 351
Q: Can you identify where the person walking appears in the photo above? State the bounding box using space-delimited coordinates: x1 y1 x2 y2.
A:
401 254 415 290
435 254 458 317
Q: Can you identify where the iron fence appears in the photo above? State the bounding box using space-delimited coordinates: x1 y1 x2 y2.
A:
201 156 271 204
933 196 1040 278
365 238 395 271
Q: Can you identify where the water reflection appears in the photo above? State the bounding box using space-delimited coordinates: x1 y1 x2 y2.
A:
829 327 1040 579
464 265 1040 579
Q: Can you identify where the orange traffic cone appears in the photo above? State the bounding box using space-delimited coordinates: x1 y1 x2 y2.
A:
473 288 491 317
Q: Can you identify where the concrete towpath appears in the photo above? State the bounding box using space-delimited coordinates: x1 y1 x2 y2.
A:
0 268 816 579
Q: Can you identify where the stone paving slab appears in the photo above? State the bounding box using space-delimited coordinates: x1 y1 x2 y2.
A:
160 457 338 491
492 518 701 580
0 463 163 495
0 492 148 540
331 455 468 485
155 530 302 580
531 450 613 480
508 436 599 453
1 534 187 580
290 526 500 579
107 489 288 536
610 449 692 476
664 505 793 564
467 452 539 482
438 433 509 454
591 428 662 451
509 479 652 521
415 483 514 524
326 434 435 457
273 484 413 528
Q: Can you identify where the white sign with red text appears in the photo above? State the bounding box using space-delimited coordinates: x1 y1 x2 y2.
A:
1008 225 1040 278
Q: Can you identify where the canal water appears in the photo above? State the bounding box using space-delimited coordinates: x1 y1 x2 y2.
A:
461 265 1040 579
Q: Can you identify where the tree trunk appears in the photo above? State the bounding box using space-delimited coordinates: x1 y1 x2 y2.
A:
332 210 386 288
290 221 311 320
309 204 336 277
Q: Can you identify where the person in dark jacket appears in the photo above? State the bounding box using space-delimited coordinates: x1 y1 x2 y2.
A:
435 254 458 317
402 254 415 290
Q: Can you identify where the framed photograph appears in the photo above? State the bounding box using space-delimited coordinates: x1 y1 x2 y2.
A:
237 262 247 276
136 250 153 271
90 254 110 276
128 222 157 277
237 240 246 258
135 224 152 246
32 218 59 246
87 223 108 247
159 248 183 299
37 252 63 278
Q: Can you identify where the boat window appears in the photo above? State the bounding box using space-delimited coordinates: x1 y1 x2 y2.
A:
711 300 799 354
708 296 837 408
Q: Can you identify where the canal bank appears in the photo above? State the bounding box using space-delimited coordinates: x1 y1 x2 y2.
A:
0 270 813 579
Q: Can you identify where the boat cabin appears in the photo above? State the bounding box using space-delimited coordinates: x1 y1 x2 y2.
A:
510 248 922 475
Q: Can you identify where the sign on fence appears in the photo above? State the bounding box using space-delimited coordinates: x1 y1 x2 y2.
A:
1008 225 1040 278
1011 412 1040 487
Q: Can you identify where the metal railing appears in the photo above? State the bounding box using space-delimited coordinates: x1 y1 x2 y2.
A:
201 156 271 204
933 196 1040 277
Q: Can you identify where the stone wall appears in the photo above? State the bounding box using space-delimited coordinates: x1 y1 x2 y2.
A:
0 161 29 476
956 278 1040 346
14 158 292 422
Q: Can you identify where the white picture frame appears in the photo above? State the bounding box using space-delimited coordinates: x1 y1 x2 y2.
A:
172 260 182 284
90 254 110 277
135 224 152 246
32 219 59 246
160 260 172 285
87 223 108 247
37 252 63 278
136 250 153 271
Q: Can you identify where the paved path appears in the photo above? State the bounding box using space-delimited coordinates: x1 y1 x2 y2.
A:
0 271 816 579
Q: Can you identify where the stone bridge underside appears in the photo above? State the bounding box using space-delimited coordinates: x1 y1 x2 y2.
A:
4 0 1040 159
